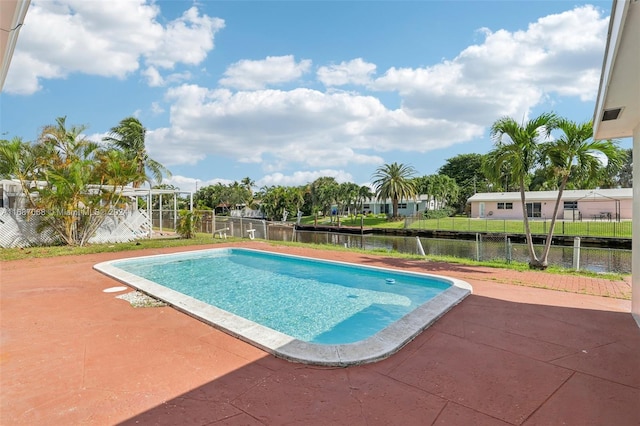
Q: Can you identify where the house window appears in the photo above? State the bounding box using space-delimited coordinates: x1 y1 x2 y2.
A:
497 202 513 210
563 201 578 209
398 203 407 209
526 202 542 218
363 204 370 209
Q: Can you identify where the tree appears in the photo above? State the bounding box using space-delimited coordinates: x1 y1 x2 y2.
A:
598 147 632 188
371 162 417 219
176 210 200 239
240 177 257 208
533 119 623 267
309 177 339 224
484 113 558 269
258 185 303 221
0 137 41 207
103 117 171 187
616 148 633 188
4 117 141 246
337 182 360 218
355 185 374 215
438 153 490 213
415 174 459 212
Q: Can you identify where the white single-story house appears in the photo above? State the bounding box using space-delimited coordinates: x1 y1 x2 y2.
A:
592 0 639 324
468 188 633 221
362 195 443 217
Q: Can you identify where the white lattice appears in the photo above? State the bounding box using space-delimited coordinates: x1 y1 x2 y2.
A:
0 208 151 248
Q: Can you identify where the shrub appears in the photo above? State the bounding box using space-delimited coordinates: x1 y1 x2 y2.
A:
423 207 455 219
176 210 200 239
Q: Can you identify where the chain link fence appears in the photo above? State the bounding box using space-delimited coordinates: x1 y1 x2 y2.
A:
154 211 631 274
404 216 632 238
293 230 631 274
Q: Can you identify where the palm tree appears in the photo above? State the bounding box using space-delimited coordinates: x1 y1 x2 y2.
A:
356 185 374 215
239 177 256 209
103 117 171 187
0 137 41 207
535 119 622 267
36 116 138 245
371 162 417 219
484 113 558 269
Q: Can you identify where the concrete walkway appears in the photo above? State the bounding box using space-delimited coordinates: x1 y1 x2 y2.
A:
1 242 638 425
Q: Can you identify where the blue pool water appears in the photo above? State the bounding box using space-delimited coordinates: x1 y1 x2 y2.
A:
111 248 452 345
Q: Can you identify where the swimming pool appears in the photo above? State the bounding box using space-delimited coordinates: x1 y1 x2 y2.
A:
94 247 472 366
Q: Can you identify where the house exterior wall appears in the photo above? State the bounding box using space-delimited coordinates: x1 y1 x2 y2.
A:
469 192 633 220
362 198 427 216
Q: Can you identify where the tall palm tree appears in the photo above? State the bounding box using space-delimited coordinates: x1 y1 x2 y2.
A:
535 119 622 267
483 112 558 269
103 117 171 187
356 185 374 215
371 162 417 219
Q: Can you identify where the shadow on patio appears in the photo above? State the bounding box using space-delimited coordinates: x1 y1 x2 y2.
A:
118 295 640 426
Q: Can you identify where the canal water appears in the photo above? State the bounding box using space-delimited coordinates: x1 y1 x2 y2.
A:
286 229 631 275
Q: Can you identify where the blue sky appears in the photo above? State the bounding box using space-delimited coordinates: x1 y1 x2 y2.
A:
1 0 629 193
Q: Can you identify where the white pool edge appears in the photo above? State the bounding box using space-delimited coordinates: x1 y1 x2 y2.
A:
94 248 472 367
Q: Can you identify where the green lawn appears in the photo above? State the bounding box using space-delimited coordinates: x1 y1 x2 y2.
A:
298 215 631 238
299 214 406 229
0 233 234 261
406 217 632 238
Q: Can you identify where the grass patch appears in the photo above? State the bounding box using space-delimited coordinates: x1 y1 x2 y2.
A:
298 215 631 238
299 215 405 229
0 233 234 261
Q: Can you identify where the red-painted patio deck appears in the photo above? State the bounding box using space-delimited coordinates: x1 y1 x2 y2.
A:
2 242 638 425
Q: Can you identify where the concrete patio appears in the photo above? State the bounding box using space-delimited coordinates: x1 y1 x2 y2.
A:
1 242 638 425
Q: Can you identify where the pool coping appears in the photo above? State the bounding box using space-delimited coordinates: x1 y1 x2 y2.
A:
94 248 473 367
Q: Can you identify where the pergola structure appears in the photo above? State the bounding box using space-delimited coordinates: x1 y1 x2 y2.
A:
119 187 194 235
593 0 640 325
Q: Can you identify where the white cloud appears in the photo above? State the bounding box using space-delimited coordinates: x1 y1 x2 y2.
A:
147 84 480 173
144 7 224 69
142 66 164 87
142 66 192 87
257 170 354 188
4 1 224 94
151 102 165 115
219 55 312 90
317 58 377 86
371 5 608 124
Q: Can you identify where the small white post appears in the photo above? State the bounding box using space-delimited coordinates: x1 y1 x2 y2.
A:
573 237 581 271
416 236 426 256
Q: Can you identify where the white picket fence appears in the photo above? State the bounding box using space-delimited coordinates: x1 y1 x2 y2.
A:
0 208 151 248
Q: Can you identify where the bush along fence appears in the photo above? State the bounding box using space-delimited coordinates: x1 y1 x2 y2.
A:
0 208 151 248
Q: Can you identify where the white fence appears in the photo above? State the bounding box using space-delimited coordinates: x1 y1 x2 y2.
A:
0 208 151 248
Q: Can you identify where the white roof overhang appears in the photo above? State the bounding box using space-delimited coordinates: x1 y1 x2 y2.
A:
0 0 31 92
593 0 640 140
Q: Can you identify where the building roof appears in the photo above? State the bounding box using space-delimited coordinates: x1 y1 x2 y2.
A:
467 188 633 203
0 0 30 92
593 0 640 140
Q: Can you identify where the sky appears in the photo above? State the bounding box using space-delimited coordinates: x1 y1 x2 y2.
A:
1 0 629 193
